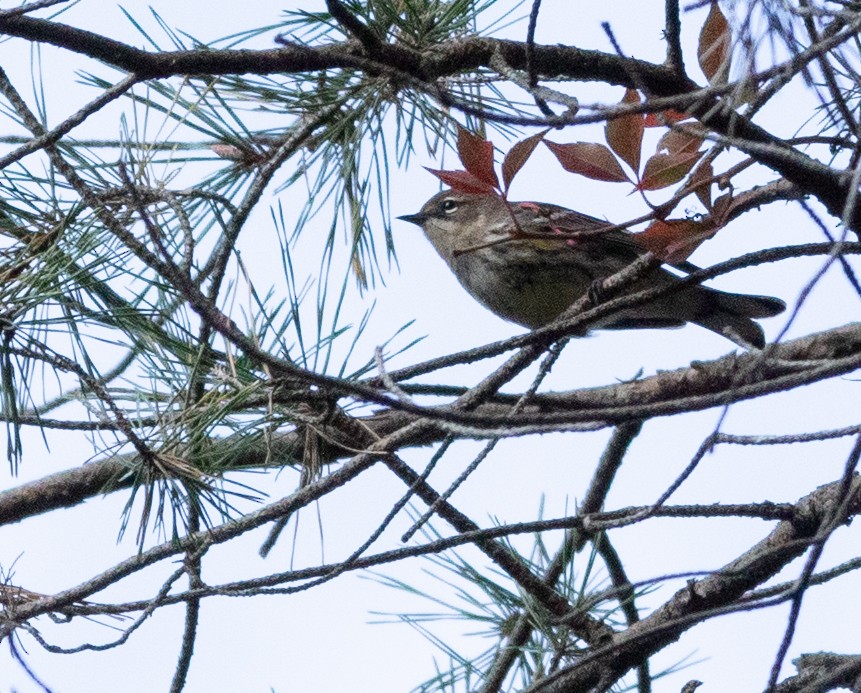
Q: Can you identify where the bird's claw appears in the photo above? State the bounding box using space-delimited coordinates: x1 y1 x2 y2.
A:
587 279 605 306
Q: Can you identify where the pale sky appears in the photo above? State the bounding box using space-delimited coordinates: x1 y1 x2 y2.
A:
1 2 859 692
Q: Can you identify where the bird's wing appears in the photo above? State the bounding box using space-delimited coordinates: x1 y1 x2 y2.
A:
514 201 647 260
515 201 704 273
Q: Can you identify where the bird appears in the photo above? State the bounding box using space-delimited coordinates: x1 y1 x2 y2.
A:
399 190 785 347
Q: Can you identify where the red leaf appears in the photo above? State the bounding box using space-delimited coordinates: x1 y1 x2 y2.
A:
456 125 499 190
424 168 498 195
644 109 691 127
501 130 547 192
656 129 703 156
712 192 735 225
683 159 714 211
545 141 629 183
605 89 644 174
636 218 718 263
639 150 704 191
698 0 731 84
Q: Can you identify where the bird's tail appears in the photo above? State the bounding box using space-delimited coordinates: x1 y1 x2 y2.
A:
695 290 786 348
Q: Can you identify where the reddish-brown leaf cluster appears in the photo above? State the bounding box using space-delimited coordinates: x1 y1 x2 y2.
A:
426 125 549 198
425 3 737 263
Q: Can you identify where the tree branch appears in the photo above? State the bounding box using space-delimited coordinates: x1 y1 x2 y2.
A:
1 323 858 528
1 12 859 229
524 475 861 692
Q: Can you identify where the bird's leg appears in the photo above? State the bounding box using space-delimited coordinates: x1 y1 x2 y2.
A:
587 279 606 306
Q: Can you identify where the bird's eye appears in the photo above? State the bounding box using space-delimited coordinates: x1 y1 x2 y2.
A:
441 199 459 214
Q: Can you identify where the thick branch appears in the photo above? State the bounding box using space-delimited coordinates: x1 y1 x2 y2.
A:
1 323 858 528
1 14 859 229
525 475 861 692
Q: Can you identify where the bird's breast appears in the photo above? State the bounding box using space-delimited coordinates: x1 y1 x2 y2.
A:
450 241 597 328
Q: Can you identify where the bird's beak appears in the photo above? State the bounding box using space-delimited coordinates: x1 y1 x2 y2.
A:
397 212 426 226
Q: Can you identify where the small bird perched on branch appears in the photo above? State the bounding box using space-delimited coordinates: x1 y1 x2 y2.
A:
399 191 785 348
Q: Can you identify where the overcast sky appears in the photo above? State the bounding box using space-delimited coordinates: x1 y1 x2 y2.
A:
1 2 859 692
